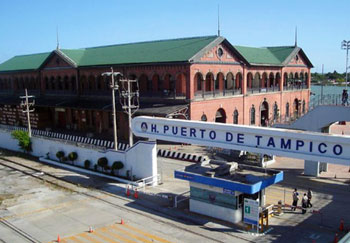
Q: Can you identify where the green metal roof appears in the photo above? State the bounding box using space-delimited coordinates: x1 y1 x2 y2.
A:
61 35 218 66
233 45 295 65
0 36 217 72
0 36 308 72
0 52 50 72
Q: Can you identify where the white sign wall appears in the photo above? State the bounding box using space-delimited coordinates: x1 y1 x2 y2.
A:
132 116 350 165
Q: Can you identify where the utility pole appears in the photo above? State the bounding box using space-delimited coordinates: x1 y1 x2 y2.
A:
119 78 139 146
20 89 35 137
341 40 350 90
321 64 324 104
102 68 122 151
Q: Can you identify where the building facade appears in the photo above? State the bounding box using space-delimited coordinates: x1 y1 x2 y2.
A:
0 36 313 142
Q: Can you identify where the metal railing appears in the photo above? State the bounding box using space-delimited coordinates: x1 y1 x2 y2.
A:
309 94 342 109
283 83 308 90
173 190 190 208
125 174 161 194
247 86 281 94
194 88 242 98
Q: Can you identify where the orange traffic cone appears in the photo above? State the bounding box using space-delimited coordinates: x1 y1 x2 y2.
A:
333 233 338 243
120 218 124 225
57 234 61 242
89 226 94 233
340 219 344 232
126 187 130 196
134 189 139 199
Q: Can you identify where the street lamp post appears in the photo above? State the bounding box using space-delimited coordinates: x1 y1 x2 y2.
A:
341 40 350 90
102 68 122 151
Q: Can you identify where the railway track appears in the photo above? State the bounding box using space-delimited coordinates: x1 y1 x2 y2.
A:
0 217 40 243
0 156 253 243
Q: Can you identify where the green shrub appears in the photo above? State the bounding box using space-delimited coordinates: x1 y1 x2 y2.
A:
56 151 65 162
68 152 78 163
97 157 108 171
11 130 32 152
61 156 68 163
111 161 124 176
84 160 91 169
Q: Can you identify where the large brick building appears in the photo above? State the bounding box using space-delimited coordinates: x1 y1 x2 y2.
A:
0 35 313 142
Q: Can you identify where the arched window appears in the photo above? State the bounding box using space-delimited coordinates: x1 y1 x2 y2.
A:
50 76 55 90
71 76 76 91
201 114 207 122
233 109 239 124
283 73 288 87
64 76 69 90
147 77 152 92
205 73 214 91
226 72 234 90
57 76 62 90
286 103 290 117
236 72 242 93
302 100 306 114
250 105 255 125
196 73 202 91
96 75 102 90
253 73 260 89
273 102 279 121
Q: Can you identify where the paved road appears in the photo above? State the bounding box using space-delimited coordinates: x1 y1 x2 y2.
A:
1 149 350 242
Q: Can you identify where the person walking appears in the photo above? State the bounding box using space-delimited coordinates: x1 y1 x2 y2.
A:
342 89 349 106
292 188 299 211
302 193 308 214
307 188 313 208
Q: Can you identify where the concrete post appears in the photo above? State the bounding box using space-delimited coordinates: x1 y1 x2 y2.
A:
304 160 320 177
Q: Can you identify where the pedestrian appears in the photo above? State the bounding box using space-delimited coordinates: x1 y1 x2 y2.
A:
302 193 308 214
307 188 313 208
342 89 349 106
292 188 299 211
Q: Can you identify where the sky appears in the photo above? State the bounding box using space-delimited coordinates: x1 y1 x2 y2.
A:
0 0 349 73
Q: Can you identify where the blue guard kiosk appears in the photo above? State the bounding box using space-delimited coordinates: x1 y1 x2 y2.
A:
175 160 283 224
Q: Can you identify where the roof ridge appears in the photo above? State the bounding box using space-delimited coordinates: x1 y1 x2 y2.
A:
266 46 295 49
84 35 218 50
12 52 51 58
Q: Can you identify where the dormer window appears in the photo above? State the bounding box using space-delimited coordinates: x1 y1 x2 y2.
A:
56 58 60 65
295 55 299 61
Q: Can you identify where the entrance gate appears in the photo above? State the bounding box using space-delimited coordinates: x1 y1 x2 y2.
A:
132 116 350 166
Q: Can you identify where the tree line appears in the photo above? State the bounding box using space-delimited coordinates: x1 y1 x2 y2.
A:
311 71 347 84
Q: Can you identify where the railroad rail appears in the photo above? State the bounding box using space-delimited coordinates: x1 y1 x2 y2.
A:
0 156 253 243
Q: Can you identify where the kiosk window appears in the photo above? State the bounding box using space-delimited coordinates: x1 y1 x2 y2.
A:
190 186 237 209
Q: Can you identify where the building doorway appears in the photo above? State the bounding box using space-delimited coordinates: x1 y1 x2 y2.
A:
215 108 226 123
260 101 269 127
56 110 67 129
294 98 300 118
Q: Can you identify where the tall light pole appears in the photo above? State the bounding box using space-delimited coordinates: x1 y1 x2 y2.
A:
341 40 350 90
20 89 35 137
102 68 122 151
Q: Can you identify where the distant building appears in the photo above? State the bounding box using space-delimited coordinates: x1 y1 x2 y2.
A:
0 36 313 142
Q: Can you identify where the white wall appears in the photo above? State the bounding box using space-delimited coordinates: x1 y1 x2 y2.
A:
0 129 157 180
190 199 243 224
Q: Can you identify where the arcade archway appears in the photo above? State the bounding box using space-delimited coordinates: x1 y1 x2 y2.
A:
215 108 226 123
260 101 269 126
